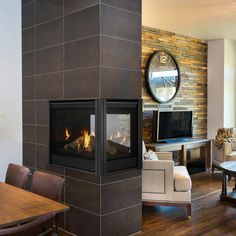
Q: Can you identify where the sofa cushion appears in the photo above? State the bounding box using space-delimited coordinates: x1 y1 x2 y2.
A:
174 166 192 191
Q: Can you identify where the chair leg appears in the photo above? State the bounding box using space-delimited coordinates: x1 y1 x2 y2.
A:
211 167 215 173
186 204 191 218
55 215 59 236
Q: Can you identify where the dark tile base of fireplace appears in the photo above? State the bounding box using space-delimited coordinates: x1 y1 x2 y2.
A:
64 169 142 236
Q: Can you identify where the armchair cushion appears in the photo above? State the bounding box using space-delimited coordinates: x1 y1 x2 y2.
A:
226 152 236 161
174 166 192 192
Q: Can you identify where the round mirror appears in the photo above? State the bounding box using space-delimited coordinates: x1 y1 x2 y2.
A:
145 50 180 103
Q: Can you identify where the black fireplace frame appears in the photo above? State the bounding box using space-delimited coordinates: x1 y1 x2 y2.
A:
49 99 142 176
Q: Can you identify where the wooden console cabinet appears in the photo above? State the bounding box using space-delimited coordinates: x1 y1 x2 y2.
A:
146 139 212 171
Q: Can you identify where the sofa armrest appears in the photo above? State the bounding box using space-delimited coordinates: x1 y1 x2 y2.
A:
155 152 173 161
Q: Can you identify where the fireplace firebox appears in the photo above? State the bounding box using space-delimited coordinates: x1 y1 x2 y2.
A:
50 99 142 175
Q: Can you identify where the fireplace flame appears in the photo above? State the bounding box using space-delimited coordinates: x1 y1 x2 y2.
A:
114 131 120 139
83 129 91 148
120 136 126 145
109 131 127 146
65 128 71 141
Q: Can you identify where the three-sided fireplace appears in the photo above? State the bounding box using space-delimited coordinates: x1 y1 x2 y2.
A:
50 99 142 175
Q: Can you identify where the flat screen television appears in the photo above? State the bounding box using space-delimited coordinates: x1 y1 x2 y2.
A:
153 110 193 142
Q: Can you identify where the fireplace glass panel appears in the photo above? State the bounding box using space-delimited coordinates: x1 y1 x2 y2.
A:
50 101 96 172
106 101 138 172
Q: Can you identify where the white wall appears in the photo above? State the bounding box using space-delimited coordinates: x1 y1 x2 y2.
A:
207 39 224 139
224 39 236 127
0 1 22 181
208 39 236 139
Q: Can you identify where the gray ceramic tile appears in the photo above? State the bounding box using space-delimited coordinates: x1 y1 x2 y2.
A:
101 0 141 14
35 100 49 125
23 124 35 143
22 2 34 29
23 143 35 167
22 77 35 100
64 36 99 70
101 169 141 184
35 72 63 99
23 101 35 124
64 67 99 98
36 17 63 49
22 52 35 76
22 28 35 53
64 0 99 15
65 177 100 214
35 144 64 174
36 125 49 145
22 0 33 5
101 4 141 42
101 204 142 236
101 67 141 99
101 36 141 70
36 0 63 24
36 46 63 74
65 167 100 184
65 206 100 236
64 5 99 42
101 177 141 214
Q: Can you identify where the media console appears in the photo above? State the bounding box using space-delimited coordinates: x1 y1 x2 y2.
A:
146 139 212 172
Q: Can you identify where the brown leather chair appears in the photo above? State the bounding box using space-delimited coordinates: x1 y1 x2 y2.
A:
31 171 65 201
0 213 54 236
5 164 30 189
31 171 65 235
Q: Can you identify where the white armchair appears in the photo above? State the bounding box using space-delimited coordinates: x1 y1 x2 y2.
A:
142 150 192 217
212 128 236 171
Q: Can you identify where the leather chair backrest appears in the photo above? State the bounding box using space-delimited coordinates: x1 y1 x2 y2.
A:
0 213 54 236
5 164 30 189
31 171 65 202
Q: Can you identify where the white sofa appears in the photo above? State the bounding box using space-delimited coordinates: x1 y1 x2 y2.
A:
142 144 192 217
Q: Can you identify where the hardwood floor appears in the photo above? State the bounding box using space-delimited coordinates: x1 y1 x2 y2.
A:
141 171 236 236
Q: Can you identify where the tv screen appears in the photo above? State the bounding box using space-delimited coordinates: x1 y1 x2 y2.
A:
156 111 193 141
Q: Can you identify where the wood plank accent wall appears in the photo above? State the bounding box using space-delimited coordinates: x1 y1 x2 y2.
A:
142 26 207 143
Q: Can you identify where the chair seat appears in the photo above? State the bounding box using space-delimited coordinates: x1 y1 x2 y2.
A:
174 166 192 191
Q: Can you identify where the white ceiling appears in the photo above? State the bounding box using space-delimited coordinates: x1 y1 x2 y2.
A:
142 0 236 41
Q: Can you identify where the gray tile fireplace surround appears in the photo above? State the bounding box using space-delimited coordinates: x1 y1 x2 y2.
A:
22 0 142 235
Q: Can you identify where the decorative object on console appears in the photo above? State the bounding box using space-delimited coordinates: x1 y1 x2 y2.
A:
145 50 180 103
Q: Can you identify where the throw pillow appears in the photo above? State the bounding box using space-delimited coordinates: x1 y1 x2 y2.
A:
144 150 159 160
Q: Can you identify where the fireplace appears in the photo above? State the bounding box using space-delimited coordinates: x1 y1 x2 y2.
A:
50 99 142 175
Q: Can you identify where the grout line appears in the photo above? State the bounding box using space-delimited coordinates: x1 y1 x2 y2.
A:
22 0 36 7
68 202 142 218
22 32 140 55
22 64 140 80
101 175 142 186
101 3 141 16
62 0 65 100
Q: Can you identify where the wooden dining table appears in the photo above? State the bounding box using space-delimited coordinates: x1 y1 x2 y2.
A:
0 182 69 229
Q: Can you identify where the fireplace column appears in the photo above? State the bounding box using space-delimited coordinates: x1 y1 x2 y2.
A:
22 0 142 235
